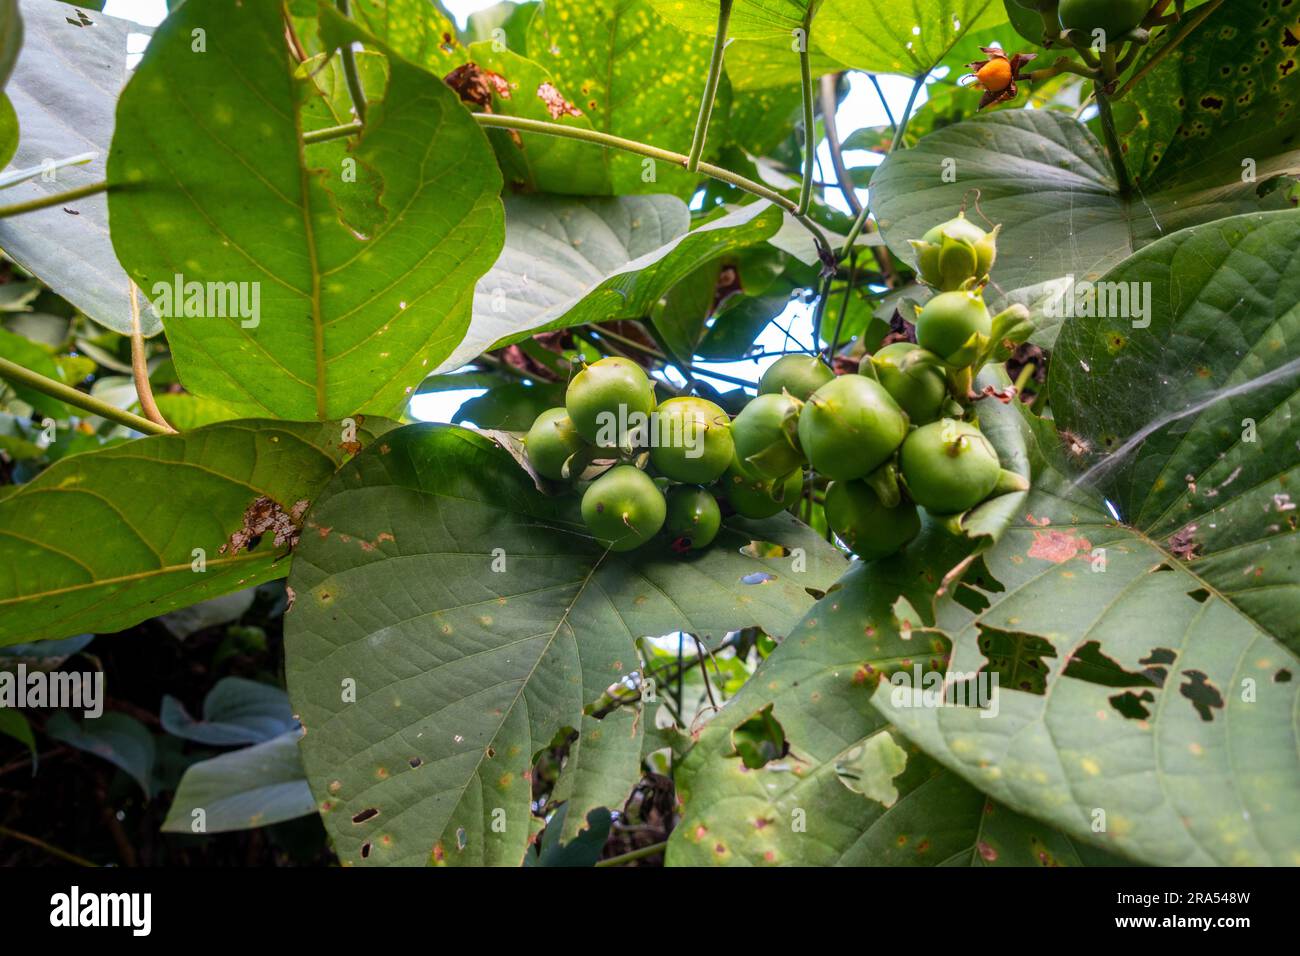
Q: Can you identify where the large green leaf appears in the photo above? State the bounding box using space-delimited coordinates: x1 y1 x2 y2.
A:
666 374 1123 865
817 0 1007 77
285 424 848 866
879 211 1300 865
435 196 781 373
525 0 720 197
871 109 1296 300
0 2 160 336
107 0 504 420
350 0 466 73
161 730 316 833
0 419 387 645
646 0 812 40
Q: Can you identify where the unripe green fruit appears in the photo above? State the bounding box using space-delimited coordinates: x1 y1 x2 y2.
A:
581 465 667 552
865 343 948 426
911 213 1000 291
758 354 834 401
525 407 588 480
731 392 805 480
566 357 657 447
1059 0 1147 37
900 419 1001 515
665 485 722 550
824 480 921 561
723 458 803 519
647 396 733 484
914 290 992 367
797 375 908 481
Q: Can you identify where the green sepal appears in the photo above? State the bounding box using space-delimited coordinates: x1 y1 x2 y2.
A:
864 461 902 509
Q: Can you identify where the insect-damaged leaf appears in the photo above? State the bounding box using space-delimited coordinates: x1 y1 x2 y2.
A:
0 419 390 645
284 424 848 866
878 211 1300 865
107 0 504 420
664 369 1115 865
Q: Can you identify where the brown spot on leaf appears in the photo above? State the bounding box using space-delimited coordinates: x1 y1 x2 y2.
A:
220 497 309 555
1168 524 1201 561
444 63 510 109
537 81 582 119
1027 529 1091 563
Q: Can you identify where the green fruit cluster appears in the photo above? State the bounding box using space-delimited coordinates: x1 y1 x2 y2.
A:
520 212 1032 561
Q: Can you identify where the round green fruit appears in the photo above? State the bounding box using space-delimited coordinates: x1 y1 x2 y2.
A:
648 396 733 484
797 375 908 481
899 419 1001 515
581 465 667 552
824 480 921 560
914 290 992 367
1058 0 1147 37
866 343 948 425
565 357 657 448
664 485 722 550
723 458 803 519
758 354 835 401
525 407 588 481
731 392 805 480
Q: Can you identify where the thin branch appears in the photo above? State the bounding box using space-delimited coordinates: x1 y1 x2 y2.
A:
595 840 667 867
303 121 362 144
826 249 859 359
128 283 175 433
819 73 862 216
0 825 98 867
869 73 897 130
891 73 926 155
334 0 368 123
693 635 719 715
471 113 834 262
1094 85 1131 196
0 357 171 436
796 4 816 216
0 181 108 219
686 0 734 172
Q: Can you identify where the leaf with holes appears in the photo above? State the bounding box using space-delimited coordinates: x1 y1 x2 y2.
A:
284 424 848 866
0 419 390 645
107 0 504 420
435 196 782 373
663 368 1116 865
1113 0 1298 201
551 709 644 842
877 210 1300 865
